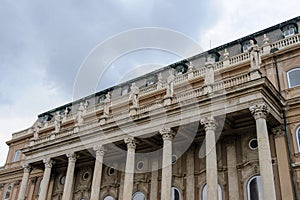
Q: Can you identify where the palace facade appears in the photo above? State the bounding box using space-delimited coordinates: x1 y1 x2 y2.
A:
1 16 300 200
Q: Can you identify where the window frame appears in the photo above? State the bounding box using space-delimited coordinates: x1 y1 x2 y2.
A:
287 68 300 88
171 186 181 200
103 195 115 200
132 191 146 200
246 175 263 200
282 24 298 38
201 183 223 200
4 183 12 200
12 150 21 162
295 126 300 152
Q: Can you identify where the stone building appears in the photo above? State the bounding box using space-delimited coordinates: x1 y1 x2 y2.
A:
0 16 300 200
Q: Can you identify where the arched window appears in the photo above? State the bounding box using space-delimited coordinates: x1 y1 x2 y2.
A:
13 150 21 162
287 68 300 88
103 196 114 200
132 191 146 200
201 184 223 200
4 183 12 200
246 176 263 200
171 187 181 200
295 126 300 152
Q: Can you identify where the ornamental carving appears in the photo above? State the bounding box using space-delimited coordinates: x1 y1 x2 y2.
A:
43 158 54 168
272 126 285 138
93 145 105 157
249 103 269 120
22 163 32 173
159 127 175 141
66 152 78 163
124 137 137 149
200 117 217 131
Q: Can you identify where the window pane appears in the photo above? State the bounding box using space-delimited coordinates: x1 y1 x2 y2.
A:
288 69 300 88
247 176 263 200
104 196 114 200
171 187 181 200
132 191 145 200
13 150 21 162
4 184 12 199
202 184 222 200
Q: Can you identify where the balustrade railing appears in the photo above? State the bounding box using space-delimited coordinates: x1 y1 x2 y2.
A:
270 33 300 50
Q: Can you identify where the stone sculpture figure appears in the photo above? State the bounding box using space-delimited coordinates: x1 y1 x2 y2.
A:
129 83 140 107
33 121 43 139
248 40 261 69
103 92 111 116
53 111 62 133
76 102 85 125
166 70 175 97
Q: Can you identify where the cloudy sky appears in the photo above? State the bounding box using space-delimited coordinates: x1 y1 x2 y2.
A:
0 0 299 165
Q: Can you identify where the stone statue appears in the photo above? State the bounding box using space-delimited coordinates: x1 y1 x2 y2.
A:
76 102 85 125
157 73 163 89
62 107 69 122
166 70 175 97
33 121 43 139
129 83 140 107
248 40 261 69
53 111 62 133
103 92 111 116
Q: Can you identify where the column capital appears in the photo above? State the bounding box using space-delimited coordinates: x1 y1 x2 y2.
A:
159 127 175 141
66 152 78 163
124 137 137 149
272 126 285 138
43 158 54 168
93 145 105 156
249 103 269 120
201 117 217 131
22 163 32 173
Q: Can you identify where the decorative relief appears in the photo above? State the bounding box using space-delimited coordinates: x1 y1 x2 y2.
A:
272 126 285 138
43 158 54 168
249 103 269 120
200 117 217 131
159 127 175 141
124 137 137 149
22 163 32 173
66 152 78 163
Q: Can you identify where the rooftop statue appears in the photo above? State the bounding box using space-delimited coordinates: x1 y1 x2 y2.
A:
166 70 175 97
129 83 140 107
248 40 261 69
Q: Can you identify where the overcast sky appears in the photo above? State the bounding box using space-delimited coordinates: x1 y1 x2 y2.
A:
0 0 299 165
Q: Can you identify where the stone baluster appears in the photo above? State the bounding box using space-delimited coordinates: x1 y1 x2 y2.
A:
201 117 218 200
122 137 137 200
249 103 276 200
39 158 54 200
160 127 175 200
90 145 105 200
62 152 77 200
17 163 32 200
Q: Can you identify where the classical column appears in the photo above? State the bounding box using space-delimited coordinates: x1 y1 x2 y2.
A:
39 158 54 200
122 137 136 200
150 158 159 200
62 152 77 200
90 145 105 200
226 137 239 200
160 127 175 200
17 163 32 200
201 117 218 200
250 103 276 200
272 126 293 200
186 147 195 200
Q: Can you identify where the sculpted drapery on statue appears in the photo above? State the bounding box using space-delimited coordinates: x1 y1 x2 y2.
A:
103 92 111 116
166 70 175 97
129 83 140 108
248 40 261 69
53 111 62 133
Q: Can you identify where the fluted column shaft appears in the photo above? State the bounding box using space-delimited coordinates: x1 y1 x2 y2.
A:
90 145 105 200
201 117 218 200
62 152 77 200
18 164 32 200
122 137 136 200
150 159 159 200
250 103 276 200
226 139 239 200
160 128 175 200
39 158 54 200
